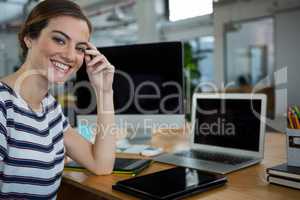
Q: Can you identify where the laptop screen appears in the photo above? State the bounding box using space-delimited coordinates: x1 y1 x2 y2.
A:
193 98 262 152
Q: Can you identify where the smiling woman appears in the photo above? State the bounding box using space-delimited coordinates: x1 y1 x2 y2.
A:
26 16 91 84
0 0 116 199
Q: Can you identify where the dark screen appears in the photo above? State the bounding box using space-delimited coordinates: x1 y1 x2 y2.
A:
116 167 225 198
75 42 184 115
194 99 262 152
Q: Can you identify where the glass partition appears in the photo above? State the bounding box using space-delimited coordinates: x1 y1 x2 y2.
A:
224 17 274 87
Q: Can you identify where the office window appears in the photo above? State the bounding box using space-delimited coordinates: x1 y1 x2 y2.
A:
189 36 214 91
225 18 274 86
168 0 213 21
184 36 215 119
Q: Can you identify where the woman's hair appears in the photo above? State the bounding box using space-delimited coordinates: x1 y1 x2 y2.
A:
18 0 92 61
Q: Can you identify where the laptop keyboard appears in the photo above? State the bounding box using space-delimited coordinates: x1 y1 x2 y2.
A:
175 150 253 165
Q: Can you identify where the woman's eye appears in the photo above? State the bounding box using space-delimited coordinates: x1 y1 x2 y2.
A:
77 47 86 53
53 37 65 45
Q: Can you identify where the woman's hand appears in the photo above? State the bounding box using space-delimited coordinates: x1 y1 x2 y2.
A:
85 42 115 93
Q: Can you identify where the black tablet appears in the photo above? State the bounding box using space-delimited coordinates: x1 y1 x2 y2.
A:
112 167 227 200
65 158 152 176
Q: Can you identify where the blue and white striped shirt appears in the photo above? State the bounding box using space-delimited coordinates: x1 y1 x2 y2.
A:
0 82 70 199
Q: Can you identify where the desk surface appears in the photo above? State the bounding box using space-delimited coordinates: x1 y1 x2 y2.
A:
61 131 300 200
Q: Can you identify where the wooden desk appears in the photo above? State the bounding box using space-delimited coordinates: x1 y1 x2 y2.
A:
58 132 300 200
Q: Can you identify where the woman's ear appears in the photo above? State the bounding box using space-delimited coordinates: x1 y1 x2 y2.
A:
24 36 32 48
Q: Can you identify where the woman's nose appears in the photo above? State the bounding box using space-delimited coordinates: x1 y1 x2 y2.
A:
62 46 76 63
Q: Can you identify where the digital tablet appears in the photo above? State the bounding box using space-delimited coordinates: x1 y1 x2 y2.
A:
112 166 227 200
65 158 152 176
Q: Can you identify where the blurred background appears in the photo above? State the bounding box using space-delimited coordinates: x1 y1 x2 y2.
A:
0 0 299 131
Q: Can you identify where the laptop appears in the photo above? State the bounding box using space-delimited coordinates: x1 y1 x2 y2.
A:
154 93 267 174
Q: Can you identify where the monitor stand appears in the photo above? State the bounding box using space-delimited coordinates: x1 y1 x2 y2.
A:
126 127 152 145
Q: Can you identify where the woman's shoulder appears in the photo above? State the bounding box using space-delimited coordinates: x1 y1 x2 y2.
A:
0 81 16 102
43 92 58 106
43 92 63 114
0 81 10 119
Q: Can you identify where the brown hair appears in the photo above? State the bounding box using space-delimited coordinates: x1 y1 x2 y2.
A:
18 0 92 61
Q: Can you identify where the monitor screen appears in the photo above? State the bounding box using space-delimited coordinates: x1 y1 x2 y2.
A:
193 98 262 152
75 42 184 115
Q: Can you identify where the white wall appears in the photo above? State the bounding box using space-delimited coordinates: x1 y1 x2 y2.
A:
213 0 300 116
275 9 300 108
135 0 159 42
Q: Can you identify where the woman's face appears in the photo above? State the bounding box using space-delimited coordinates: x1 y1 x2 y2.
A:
26 15 90 84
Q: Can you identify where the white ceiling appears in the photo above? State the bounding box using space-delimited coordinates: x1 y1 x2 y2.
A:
0 0 136 28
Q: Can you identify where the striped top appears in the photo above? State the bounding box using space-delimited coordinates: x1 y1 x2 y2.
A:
0 82 70 199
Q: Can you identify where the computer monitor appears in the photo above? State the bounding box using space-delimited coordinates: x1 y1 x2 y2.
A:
75 42 185 143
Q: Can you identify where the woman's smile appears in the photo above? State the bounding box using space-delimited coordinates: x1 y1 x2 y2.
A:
50 59 72 74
